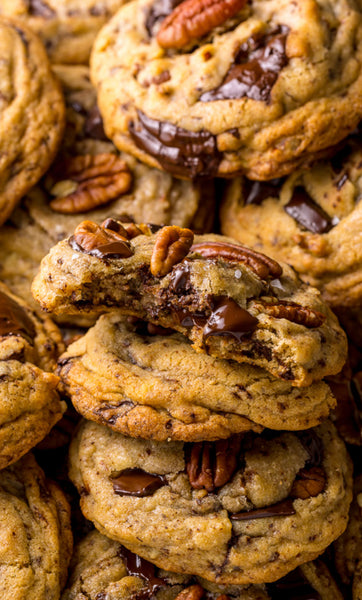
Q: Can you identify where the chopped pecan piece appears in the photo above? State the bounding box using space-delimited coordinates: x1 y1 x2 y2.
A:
186 436 242 492
50 154 132 214
291 466 326 500
190 241 282 279
253 298 326 328
71 220 133 259
175 585 205 600
151 226 194 277
157 0 247 49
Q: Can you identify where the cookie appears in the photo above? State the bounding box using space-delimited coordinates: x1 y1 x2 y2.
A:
69 419 352 584
0 17 65 226
32 222 347 387
220 132 362 309
0 1 128 65
62 529 343 599
0 282 65 469
58 313 337 440
0 452 72 599
90 0 362 179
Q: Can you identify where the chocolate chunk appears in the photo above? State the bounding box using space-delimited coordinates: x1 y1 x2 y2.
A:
169 262 192 293
69 235 133 260
145 0 184 37
84 106 108 141
284 187 333 234
119 546 167 600
174 308 208 329
203 297 258 341
267 567 321 600
129 111 221 179
0 290 36 344
200 27 289 103
297 431 323 468
110 467 167 496
29 0 56 17
230 498 296 520
243 177 284 205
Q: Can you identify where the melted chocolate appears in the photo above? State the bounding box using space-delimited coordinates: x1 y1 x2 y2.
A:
145 0 184 37
297 431 323 468
174 308 208 329
284 187 333 234
129 111 221 179
0 290 36 344
119 546 167 600
203 297 258 341
169 262 192 293
29 0 56 17
267 567 321 600
200 27 289 103
84 106 108 141
69 236 133 260
244 177 284 205
111 468 167 497
230 498 295 520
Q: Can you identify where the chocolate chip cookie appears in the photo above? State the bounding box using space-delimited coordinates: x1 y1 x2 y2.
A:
0 1 128 65
58 313 336 440
0 452 72 599
69 419 352 584
62 530 343 599
220 132 362 309
0 17 65 226
0 282 65 469
90 0 362 179
32 223 347 386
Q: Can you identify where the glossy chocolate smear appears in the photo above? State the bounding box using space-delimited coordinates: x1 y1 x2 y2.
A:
200 27 289 103
111 467 167 496
119 546 167 600
244 177 284 205
29 0 56 17
174 308 208 329
84 106 108 141
69 235 133 260
129 111 221 179
284 187 334 234
145 0 184 37
203 296 258 341
169 261 192 293
230 498 295 520
0 290 35 344
267 567 321 600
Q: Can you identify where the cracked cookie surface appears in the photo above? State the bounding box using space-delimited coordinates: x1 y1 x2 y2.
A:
69 419 352 584
58 313 336 440
91 0 362 179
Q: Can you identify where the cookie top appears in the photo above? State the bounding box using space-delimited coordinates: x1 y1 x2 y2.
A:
220 132 362 309
62 530 343 600
0 452 73 599
0 1 127 64
58 313 336 440
0 17 65 226
32 222 347 386
0 282 66 469
90 0 362 179
69 419 352 584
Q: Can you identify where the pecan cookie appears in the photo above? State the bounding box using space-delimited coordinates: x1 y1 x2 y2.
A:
62 529 343 599
0 1 129 64
58 313 336 440
0 17 65 226
69 419 352 584
90 0 362 179
0 452 72 599
220 132 362 309
0 282 65 469
32 223 347 386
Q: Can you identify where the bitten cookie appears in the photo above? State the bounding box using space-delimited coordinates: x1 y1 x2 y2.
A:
0 17 65 226
0 282 65 469
0 452 73 599
91 0 362 179
62 529 344 599
220 132 362 309
58 313 336 440
69 419 352 584
32 222 347 386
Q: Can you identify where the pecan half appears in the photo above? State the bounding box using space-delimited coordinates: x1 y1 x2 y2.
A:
50 154 132 214
253 299 326 328
151 226 194 277
186 436 242 492
157 0 247 49
190 242 282 279
71 220 133 258
291 466 326 500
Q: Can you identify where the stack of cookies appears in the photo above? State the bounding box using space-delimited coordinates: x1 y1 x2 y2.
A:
0 0 361 598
